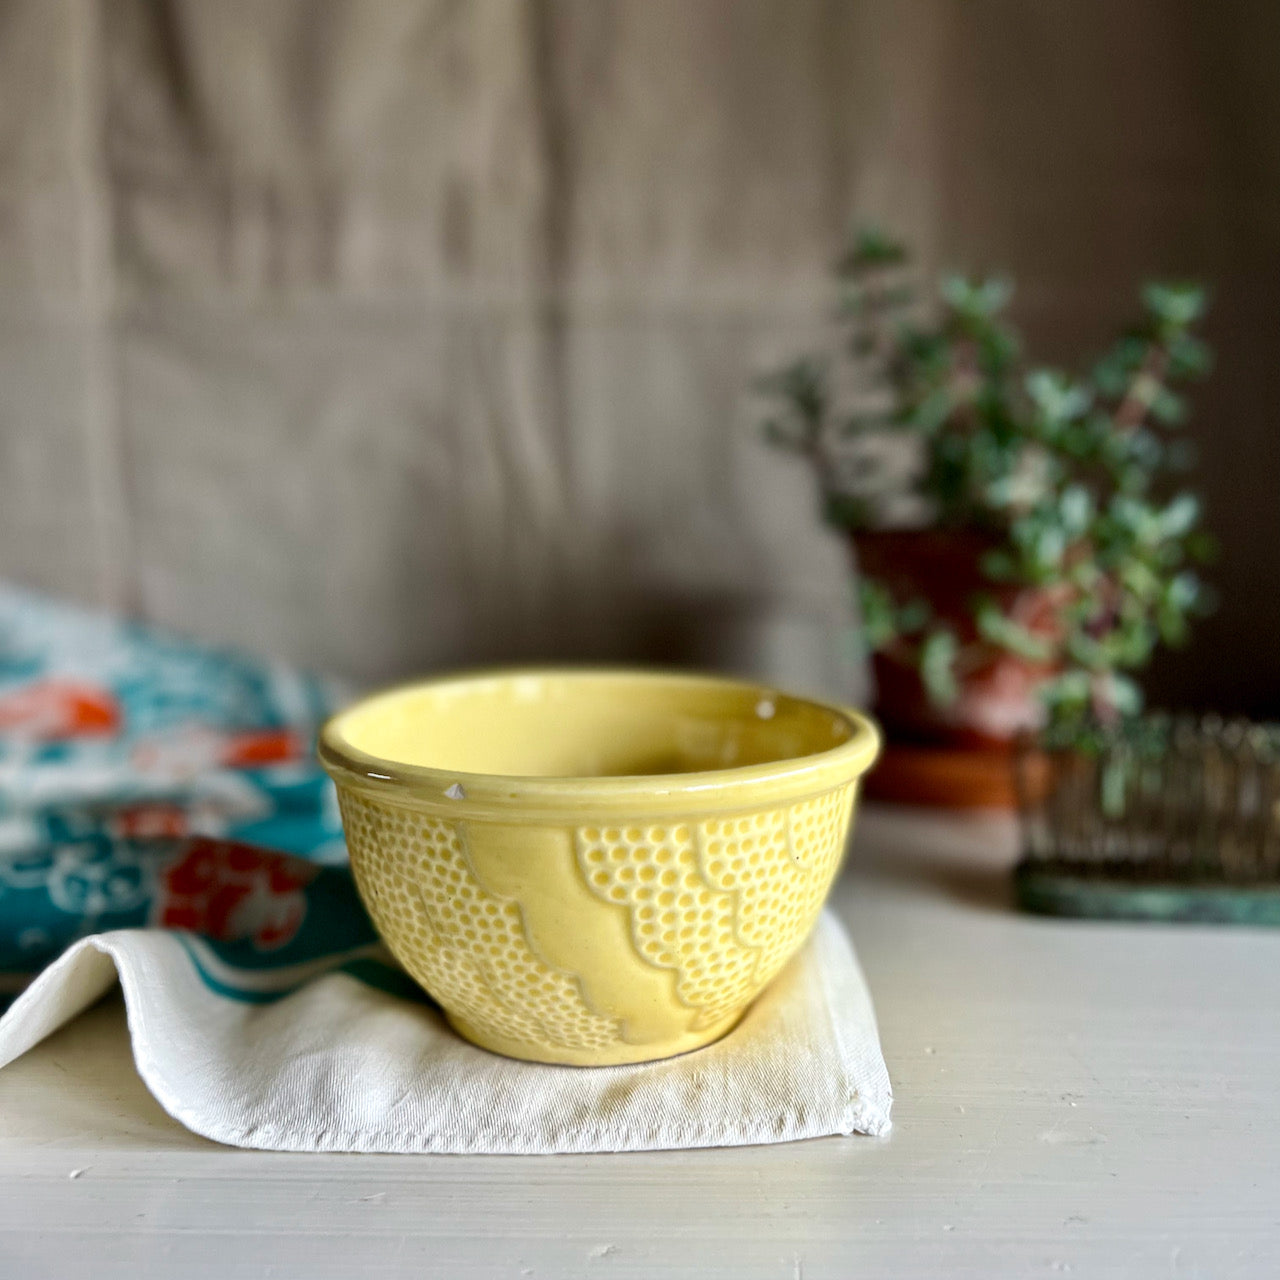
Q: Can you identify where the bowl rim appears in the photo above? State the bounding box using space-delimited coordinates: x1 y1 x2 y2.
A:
318 666 880 817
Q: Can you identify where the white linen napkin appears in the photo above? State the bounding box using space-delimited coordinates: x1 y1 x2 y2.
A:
0 910 892 1153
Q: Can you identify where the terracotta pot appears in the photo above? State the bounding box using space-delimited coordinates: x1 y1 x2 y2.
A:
853 529 1061 752
860 736 1054 810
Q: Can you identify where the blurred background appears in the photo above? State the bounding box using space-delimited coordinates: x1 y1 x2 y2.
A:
1 0 1277 715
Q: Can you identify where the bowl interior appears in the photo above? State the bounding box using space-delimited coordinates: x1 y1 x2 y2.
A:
328 670 857 780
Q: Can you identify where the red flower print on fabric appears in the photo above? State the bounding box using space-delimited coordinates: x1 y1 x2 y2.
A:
113 804 190 839
156 839 318 949
0 680 121 740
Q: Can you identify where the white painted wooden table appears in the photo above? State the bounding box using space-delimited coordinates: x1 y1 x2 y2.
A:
1 804 1277 1279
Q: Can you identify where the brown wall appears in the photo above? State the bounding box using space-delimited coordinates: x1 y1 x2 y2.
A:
1 1 1276 712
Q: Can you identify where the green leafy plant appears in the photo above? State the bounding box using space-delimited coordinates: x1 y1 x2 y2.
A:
759 228 1215 740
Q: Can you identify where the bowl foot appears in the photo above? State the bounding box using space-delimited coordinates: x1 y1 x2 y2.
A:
444 1007 748 1067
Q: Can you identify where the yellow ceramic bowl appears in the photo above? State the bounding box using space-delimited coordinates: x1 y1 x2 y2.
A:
319 669 879 1066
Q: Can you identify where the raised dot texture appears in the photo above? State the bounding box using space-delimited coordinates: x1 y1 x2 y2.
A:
337 794 620 1052
341 781 855 1057
572 784 854 1030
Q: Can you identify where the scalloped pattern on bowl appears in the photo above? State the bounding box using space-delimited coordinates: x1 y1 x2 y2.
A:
336 781 856 1063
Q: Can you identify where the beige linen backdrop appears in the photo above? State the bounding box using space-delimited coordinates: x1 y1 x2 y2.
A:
1 0 1276 712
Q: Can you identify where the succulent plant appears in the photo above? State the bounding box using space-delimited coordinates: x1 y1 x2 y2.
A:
759 228 1215 741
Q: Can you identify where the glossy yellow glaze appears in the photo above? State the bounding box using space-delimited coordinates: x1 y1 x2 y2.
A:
320 669 879 1065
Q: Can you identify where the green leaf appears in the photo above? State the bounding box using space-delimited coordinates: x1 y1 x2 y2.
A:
897 324 948 368
1103 672 1144 717
984 476 1019 508
896 597 933 634
1109 494 1162 545
1113 428 1165 474
973 596 1056 662
920 629 960 706
1167 333 1213 379
1120 559 1161 602
1066 631 1108 671
1092 337 1148 396
823 492 872 530
1157 571 1203 644
1165 571 1201 610
1143 282 1207 329
1026 370 1091 424
941 274 1013 319
1149 386 1187 427
1040 670 1092 710
1058 484 1094 535
1160 492 1200 539
908 386 954 435
980 548 1019 581
857 578 899 650
757 358 828 429
977 325 1021 374
1113 619 1158 667
1157 607 1189 647
838 227 908 273
1100 755 1130 818
1033 525 1067 574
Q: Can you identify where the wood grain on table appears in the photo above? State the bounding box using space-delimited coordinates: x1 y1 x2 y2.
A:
1 805 1277 1279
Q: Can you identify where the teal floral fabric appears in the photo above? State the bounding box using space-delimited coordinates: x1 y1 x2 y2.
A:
0 585 376 1000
